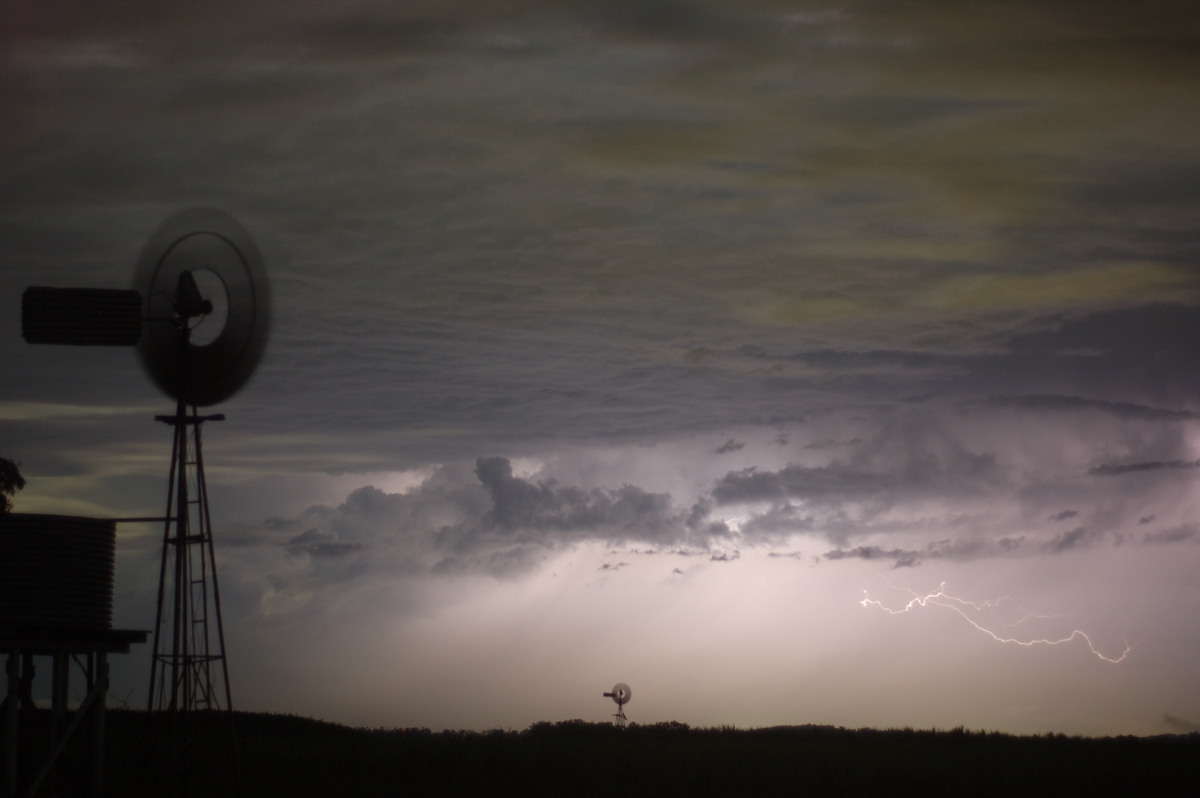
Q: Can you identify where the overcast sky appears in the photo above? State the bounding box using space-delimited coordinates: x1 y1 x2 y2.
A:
3 0 1200 736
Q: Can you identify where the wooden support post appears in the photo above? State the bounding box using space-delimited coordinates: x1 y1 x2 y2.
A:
91 654 108 798
3 651 19 798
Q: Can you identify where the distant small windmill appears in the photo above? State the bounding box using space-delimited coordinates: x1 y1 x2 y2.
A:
602 682 631 727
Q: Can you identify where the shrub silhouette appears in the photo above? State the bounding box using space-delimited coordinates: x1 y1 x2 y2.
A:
98 710 1199 797
0 458 24 513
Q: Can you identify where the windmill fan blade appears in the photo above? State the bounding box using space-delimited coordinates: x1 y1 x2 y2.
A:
135 208 270 406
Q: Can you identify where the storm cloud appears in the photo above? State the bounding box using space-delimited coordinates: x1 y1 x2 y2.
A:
473 456 686 541
228 455 732 597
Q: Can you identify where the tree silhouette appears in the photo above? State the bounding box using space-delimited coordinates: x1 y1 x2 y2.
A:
0 457 25 513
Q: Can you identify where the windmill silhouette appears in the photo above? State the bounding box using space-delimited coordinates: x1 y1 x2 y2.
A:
20 207 270 794
135 208 269 719
603 682 631 727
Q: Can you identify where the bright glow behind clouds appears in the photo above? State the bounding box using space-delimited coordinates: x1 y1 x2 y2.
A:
2 0 1199 735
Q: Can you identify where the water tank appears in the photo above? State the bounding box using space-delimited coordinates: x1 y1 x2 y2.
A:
0 513 116 630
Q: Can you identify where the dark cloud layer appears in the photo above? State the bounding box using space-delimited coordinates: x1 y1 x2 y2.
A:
966 306 1200 408
4 2 1200 481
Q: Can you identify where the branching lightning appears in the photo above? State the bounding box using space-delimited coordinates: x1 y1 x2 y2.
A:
860 582 1134 664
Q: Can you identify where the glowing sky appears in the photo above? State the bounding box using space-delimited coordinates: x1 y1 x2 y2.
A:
3 1 1200 736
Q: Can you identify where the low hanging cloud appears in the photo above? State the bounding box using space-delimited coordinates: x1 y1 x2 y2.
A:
802 438 862 450
232 456 728 596
473 456 686 540
824 535 1027 569
703 420 1011 552
711 419 1005 512
1162 714 1200 733
737 502 819 539
824 546 922 569
1042 525 1109 553
981 394 1199 421
699 395 1200 566
1088 459 1200 477
1143 525 1198 545
223 390 1200 619
287 529 364 558
712 463 894 505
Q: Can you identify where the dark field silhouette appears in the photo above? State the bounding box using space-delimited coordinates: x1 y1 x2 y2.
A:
97 710 1198 797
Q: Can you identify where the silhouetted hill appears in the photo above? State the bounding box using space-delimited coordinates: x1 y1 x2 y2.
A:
98 711 1197 797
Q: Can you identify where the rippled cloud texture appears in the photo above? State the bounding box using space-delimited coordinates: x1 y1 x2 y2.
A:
3 1 1199 735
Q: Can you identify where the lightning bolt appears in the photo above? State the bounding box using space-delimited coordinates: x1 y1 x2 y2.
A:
860 582 1134 664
